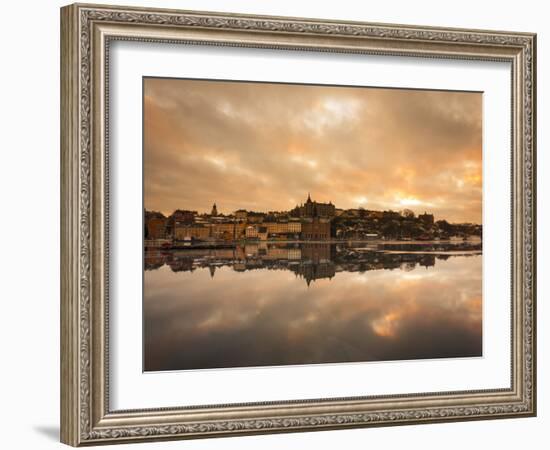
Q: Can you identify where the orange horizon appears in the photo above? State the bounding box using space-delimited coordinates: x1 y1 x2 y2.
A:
144 78 482 224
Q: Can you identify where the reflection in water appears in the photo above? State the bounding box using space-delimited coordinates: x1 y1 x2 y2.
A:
144 242 482 371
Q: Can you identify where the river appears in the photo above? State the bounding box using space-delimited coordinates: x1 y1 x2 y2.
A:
144 242 482 371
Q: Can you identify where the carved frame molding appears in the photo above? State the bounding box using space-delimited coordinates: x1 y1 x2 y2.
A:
61 3 536 446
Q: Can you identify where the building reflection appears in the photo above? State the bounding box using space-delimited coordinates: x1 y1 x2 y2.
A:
144 242 478 286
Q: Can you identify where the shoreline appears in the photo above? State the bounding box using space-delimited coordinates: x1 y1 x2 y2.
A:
145 238 482 251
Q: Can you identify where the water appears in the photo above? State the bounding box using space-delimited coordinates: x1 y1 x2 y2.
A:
144 242 482 372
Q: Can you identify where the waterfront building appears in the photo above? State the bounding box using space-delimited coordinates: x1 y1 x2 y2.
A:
245 225 258 239
211 222 240 240
165 209 197 236
419 212 435 225
247 211 266 223
264 222 290 235
146 216 167 239
288 220 302 233
235 209 248 221
171 209 196 224
235 222 247 238
174 224 210 240
291 193 336 218
301 217 331 240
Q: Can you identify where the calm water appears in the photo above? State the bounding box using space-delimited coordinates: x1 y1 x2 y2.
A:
144 242 482 371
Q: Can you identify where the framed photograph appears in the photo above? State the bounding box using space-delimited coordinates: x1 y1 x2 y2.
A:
60 3 536 446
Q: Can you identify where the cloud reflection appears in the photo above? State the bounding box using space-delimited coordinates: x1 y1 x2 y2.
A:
144 255 482 371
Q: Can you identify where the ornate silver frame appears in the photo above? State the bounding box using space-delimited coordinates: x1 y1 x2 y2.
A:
60 3 536 446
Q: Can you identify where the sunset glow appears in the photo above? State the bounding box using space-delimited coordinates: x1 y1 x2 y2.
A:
144 78 482 223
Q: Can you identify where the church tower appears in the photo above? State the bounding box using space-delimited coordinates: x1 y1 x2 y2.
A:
211 203 218 216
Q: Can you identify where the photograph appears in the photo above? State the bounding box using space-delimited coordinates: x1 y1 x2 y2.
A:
143 78 483 372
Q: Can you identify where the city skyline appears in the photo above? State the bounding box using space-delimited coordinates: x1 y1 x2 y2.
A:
145 194 475 225
144 78 482 223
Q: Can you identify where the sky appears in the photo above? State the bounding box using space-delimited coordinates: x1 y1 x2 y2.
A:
144 78 482 224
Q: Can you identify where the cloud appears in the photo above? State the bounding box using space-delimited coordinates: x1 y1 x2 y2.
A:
144 78 482 223
144 255 482 371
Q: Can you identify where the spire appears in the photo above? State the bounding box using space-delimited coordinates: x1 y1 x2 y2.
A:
307 192 312 203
